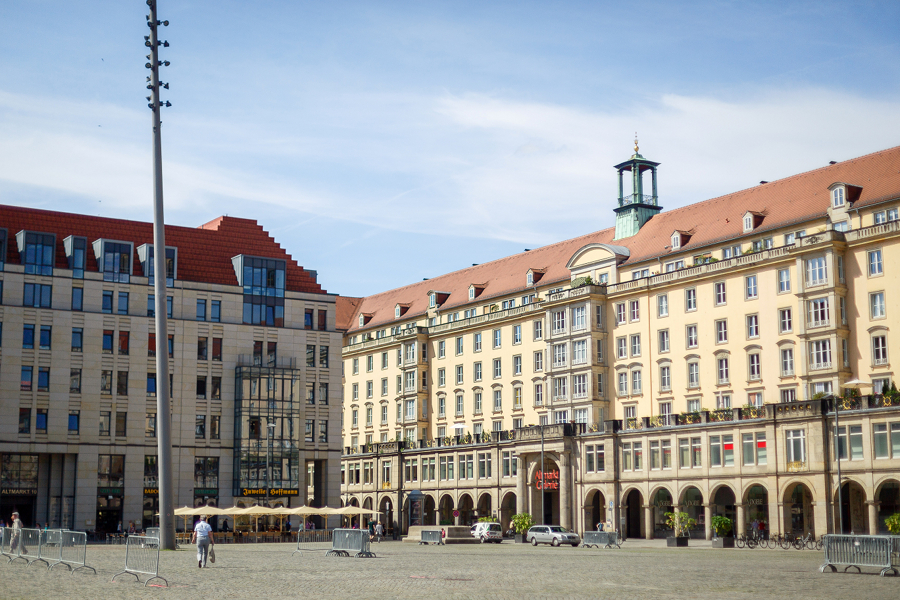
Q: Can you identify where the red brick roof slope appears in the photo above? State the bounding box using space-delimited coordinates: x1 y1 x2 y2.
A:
335 296 363 331
0 205 325 294
346 145 900 333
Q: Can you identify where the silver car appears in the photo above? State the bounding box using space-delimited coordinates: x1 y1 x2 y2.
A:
526 525 581 547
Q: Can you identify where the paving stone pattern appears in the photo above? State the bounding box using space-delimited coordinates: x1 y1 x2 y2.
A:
2 539 897 599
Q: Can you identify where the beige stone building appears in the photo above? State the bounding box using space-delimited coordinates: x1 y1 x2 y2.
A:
0 206 343 533
340 145 900 540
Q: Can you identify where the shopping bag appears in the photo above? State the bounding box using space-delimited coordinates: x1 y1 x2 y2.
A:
209 546 216 563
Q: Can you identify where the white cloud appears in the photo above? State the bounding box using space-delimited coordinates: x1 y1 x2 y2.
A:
2 86 899 247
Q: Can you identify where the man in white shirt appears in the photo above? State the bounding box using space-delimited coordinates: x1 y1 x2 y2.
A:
191 515 215 568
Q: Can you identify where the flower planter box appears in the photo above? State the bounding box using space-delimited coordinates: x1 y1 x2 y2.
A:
712 537 735 549
667 537 689 547
514 534 526 543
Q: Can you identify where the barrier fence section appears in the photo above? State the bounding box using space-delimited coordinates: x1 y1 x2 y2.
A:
582 530 621 549
111 535 168 587
420 530 444 545
10 528 46 566
820 534 898 577
292 529 334 556
48 531 96 574
327 529 375 558
1 528 15 562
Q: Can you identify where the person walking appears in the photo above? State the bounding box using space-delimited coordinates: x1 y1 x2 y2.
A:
374 521 384 542
10 511 25 554
191 515 215 568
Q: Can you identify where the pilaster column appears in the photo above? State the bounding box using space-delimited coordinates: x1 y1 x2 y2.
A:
643 505 653 539
704 504 712 540
559 453 571 530
867 501 880 535
736 504 746 537
516 456 526 516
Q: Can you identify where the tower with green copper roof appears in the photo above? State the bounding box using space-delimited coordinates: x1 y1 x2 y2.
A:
613 136 662 240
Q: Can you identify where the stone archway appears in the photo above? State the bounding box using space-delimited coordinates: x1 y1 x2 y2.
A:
712 485 736 532
783 482 814 535
530 456 561 525
836 480 868 534
477 492 493 521
424 494 437 526
585 489 606 532
439 494 455 526
876 480 900 534
679 486 704 539
650 488 673 538
744 484 769 538
500 491 517 533
379 496 395 538
624 489 643 540
458 494 475 526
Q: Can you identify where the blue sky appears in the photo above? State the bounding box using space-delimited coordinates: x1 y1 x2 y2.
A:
2 1 900 297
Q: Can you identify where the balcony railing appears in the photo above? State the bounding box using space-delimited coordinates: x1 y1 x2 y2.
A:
810 361 832 371
875 357 889 366
808 319 830 328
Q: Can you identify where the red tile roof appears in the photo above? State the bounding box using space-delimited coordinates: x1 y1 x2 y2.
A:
336 296 363 331
346 145 900 333
0 205 325 294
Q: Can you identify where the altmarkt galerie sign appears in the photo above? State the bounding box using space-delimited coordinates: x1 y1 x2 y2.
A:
240 488 299 497
534 470 559 490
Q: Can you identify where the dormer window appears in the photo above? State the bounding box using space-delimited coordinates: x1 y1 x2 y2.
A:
671 232 681 250
469 287 475 299
17 231 56 276
526 269 545 286
526 272 534 286
742 211 765 233
832 187 845 208
428 290 450 308
468 284 486 300
92 239 133 283
137 244 177 287
395 306 401 318
64 236 87 278
359 315 365 327
429 293 436 308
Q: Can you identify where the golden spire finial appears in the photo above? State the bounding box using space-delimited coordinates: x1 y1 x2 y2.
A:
634 132 639 154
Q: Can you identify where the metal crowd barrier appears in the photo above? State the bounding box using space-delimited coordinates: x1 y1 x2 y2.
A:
582 530 621 549
820 534 899 577
419 530 444 545
48 530 96 574
292 529 334 556
327 528 376 558
1 528 13 561
111 535 168 587
7 528 46 566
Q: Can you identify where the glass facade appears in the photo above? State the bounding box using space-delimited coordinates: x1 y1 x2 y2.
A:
233 365 302 498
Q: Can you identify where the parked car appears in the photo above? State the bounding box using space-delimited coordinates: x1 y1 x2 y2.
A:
472 522 503 543
526 525 581 547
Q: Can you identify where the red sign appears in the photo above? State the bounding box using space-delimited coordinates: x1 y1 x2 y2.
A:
534 469 560 490
452 510 460 517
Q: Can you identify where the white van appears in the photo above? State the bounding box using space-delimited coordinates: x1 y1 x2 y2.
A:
472 522 503 543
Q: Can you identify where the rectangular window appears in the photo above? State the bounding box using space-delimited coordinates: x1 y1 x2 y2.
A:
534 350 544 372
196 299 207 321
715 282 726 305
99 411 111 436
748 353 761 380
493 329 502 348
629 300 639 322
808 298 831 327
691 437 702 467
117 371 128 396
747 314 759 338
745 275 758 299
630 334 641 357
617 372 627 396
39 325 51 350
631 370 642 394
685 288 697 311
806 257 827 286
616 337 627 359
534 384 543 406
717 357 729 384
573 305 587 330
716 320 728 343
785 429 806 464
836 425 864 461
615 303 626 325
18 408 32 433
533 320 543 340
102 290 113 313
70 368 82 393
116 292 128 315
211 300 221 322
686 325 698 348
679 438 690 468
871 292 886 319
100 370 112 393
809 339 832 370
493 358 502 379
658 329 670 353
23 283 52 308
513 356 522 376
779 308 792 333
68 411 80 434
660 366 671 391
23 324 35 349
657 294 668 317
778 269 791 293
474 333 482 352
688 363 699 388
781 348 794 375
71 287 83 311
873 423 890 459
869 249 884 276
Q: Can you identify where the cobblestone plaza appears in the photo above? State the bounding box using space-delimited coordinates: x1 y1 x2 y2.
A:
2 540 898 599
